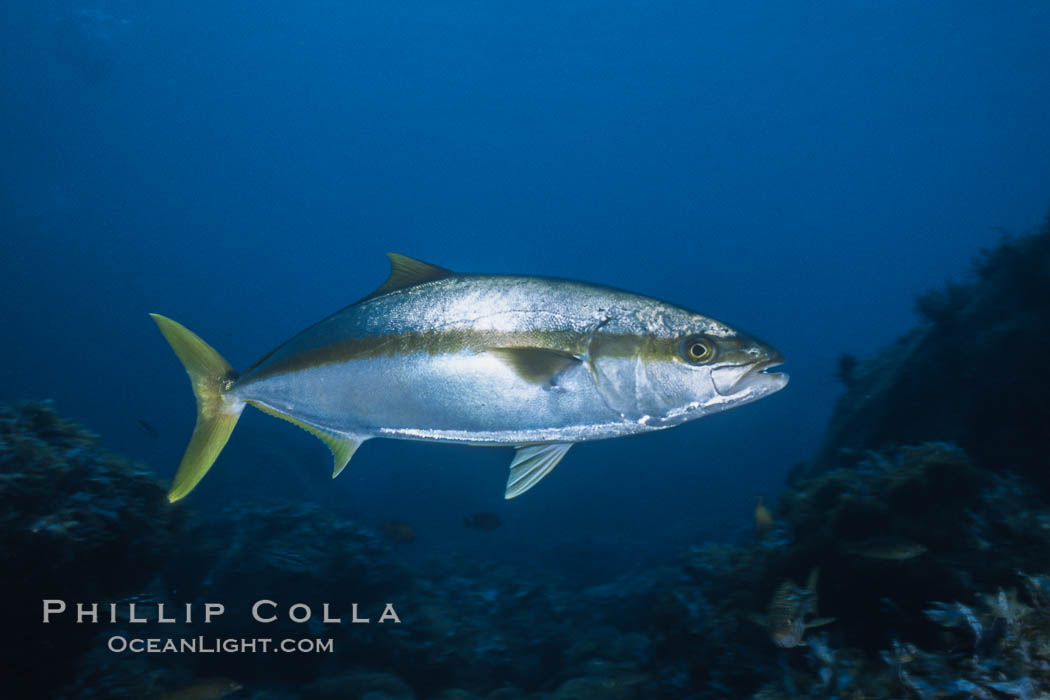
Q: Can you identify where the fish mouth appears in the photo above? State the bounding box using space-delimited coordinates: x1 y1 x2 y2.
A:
712 354 789 396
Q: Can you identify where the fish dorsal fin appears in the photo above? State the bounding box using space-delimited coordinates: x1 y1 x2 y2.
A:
364 253 454 300
488 347 581 384
249 402 364 477
806 567 821 592
505 442 573 499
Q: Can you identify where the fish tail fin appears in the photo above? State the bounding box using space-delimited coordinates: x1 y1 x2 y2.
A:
150 314 243 502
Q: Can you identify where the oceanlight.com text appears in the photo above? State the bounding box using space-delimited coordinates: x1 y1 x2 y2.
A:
107 636 335 654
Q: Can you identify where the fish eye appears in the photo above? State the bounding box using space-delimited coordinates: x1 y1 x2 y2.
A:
681 337 715 364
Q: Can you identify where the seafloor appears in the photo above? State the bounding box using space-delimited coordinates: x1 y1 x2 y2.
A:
4 219 1050 699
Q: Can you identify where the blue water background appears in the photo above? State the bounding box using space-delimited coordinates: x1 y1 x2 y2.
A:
2 1 1048 574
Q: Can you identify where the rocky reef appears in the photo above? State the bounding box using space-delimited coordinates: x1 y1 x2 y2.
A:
661 440 1050 698
15 416 1050 698
7 217 1050 699
803 218 1050 494
0 401 185 698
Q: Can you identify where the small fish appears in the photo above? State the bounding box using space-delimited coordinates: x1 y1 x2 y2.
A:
29 513 80 539
464 512 503 531
381 520 417 544
754 496 773 539
137 418 160 438
261 548 312 572
158 677 243 700
151 254 787 502
755 568 835 648
843 536 927 561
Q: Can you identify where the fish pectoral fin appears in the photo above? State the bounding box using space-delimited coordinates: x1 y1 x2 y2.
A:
505 442 573 498
248 402 364 478
363 253 454 300
488 347 581 384
805 617 836 629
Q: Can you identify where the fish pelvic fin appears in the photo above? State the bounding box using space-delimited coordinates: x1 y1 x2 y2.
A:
150 314 243 503
247 401 364 478
505 442 573 499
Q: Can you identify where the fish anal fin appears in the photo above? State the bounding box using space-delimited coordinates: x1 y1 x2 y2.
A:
488 347 581 384
363 253 454 300
248 401 364 477
505 442 573 498
328 436 362 478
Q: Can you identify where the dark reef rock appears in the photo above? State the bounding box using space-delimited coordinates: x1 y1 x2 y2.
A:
165 500 414 686
11 214 1050 699
779 443 1050 646
302 670 416 699
658 441 1050 697
0 401 183 594
0 401 185 699
649 216 1050 696
800 221 1050 494
176 500 407 606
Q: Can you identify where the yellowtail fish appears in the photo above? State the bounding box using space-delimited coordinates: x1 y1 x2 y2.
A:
151 254 788 502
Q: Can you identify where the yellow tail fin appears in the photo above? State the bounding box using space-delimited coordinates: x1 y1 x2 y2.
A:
150 314 243 502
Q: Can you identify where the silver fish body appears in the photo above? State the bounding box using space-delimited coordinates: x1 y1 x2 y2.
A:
237 274 785 444
151 255 788 501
